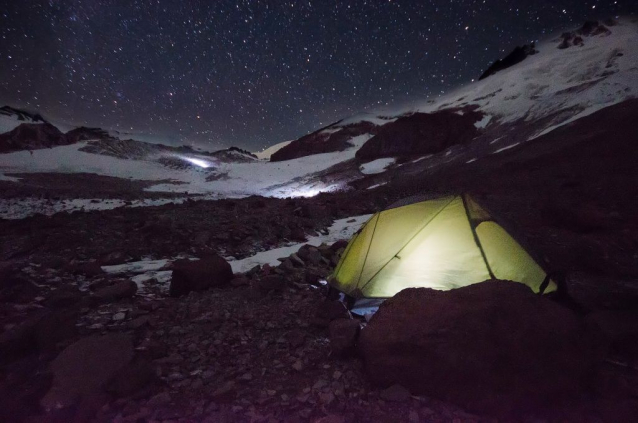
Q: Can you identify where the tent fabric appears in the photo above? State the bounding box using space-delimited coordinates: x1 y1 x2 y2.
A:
330 194 556 299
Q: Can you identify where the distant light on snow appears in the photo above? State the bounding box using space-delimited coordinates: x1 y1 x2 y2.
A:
182 156 211 168
272 183 342 199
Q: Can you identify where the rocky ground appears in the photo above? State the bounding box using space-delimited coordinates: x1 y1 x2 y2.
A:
0 192 491 422
2 101 638 422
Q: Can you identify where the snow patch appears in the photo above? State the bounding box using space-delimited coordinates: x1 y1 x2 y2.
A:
367 182 388 190
493 142 521 154
359 158 396 175
228 213 372 273
474 115 492 129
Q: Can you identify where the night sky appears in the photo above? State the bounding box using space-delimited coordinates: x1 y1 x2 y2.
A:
0 1 635 151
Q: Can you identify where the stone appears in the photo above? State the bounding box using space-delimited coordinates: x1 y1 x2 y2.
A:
43 288 83 309
315 415 345 423
69 261 105 277
0 310 78 362
328 318 360 356
379 384 411 402
312 300 351 327
41 334 134 410
147 392 172 407
359 281 601 419
106 359 156 397
92 280 138 304
290 253 305 267
230 276 250 287
587 310 638 360
257 275 286 294
169 255 233 297
297 245 322 265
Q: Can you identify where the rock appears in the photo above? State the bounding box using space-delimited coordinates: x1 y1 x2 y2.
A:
106 359 156 397
230 276 250 287
359 281 601 419
328 318 360 356
147 391 172 407
290 253 305 267
297 245 323 265
356 108 482 160
270 120 377 162
257 275 286 294
112 312 126 321
69 261 105 277
0 310 77 362
41 334 134 410
287 330 306 348
541 200 611 233
330 240 349 252
566 272 638 311
169 255 233 297
587 310 638 360
34 310 78 352
312 300 351 327
211 381 236 403
99 251 127 266
43 288 83 309
479 43 537 80
315 415 345 423
379 384 411 402
290 226 307 242
92 280 138 304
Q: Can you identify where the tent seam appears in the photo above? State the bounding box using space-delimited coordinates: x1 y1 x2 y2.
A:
354 214 380 290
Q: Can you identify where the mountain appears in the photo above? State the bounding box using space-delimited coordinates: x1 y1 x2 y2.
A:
0 19 636 202
0 123 73 153
270 18 637 166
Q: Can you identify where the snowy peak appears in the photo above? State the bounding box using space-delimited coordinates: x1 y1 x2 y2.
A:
478 44 538 80
0 106 46 124
558 19 614 49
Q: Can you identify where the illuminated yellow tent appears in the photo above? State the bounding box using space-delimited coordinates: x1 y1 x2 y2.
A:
329 195 556 299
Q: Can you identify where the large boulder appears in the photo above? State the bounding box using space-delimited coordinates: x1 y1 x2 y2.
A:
41 334 134 410
329 318 360 356
169 255 233 297
92 279 138 304
0 310 78 363
358 281 601 419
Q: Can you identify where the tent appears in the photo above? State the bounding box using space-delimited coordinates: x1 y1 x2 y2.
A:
329 194 556 299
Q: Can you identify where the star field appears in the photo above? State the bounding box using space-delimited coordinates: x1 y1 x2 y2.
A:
0 1 635 150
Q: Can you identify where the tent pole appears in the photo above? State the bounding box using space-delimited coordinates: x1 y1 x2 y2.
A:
462 194 496 280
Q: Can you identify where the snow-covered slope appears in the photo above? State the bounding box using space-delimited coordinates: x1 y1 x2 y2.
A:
0 133 372 198
1 19 636 204
269 18 638 163
254 140 293 160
